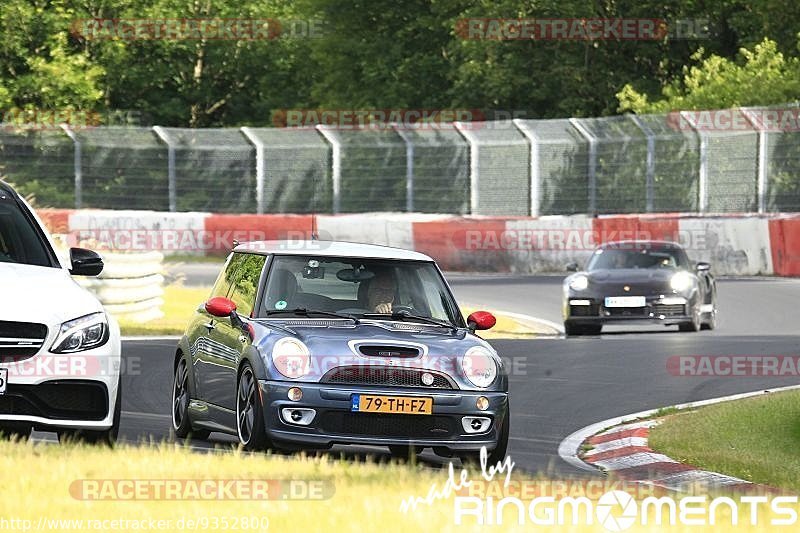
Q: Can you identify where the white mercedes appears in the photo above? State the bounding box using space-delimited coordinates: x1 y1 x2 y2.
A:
0 181 121 444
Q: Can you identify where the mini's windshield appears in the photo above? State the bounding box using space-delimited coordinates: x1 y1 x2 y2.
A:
0 191 56 268
587 246 689 271
259 256 463 327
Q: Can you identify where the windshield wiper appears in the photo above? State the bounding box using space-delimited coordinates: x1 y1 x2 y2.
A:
361 311 457 331
263 308 359 324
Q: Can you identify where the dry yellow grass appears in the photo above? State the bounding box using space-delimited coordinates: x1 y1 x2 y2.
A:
0 438 786 532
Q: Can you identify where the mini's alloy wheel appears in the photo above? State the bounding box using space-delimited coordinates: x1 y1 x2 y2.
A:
236 363 270 451
171 357 209 440
172 358 191 437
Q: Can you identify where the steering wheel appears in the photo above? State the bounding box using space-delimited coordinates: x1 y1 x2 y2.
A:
392 305 415 315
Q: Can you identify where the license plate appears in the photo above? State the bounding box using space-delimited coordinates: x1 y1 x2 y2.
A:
350 394 432 415
605 296 646 308
0 368 7 394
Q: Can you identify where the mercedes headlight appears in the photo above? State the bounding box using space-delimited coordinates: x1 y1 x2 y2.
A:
462 346 498 388
51 312 109 353
568 275 589 291
272 338 311 379
670 272 694 292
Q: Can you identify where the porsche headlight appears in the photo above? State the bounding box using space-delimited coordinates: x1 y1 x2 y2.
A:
272 338 311 379
568 275 589 291
51 312 109 353
462 346 498 388
670 272 694 292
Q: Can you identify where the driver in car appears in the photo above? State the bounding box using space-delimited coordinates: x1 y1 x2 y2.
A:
367 269 397 313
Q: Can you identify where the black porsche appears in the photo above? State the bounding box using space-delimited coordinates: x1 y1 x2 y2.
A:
562 240 717 336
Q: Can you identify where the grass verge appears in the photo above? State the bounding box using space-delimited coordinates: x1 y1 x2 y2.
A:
648 389 800 492
119 285 209 336
119 286 550 338
0 441 461 532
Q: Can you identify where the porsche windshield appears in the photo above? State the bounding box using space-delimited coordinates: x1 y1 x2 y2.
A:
259 256 462 325
587 246 690 271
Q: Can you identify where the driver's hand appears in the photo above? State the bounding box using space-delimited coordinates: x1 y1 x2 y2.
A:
374 302 392 314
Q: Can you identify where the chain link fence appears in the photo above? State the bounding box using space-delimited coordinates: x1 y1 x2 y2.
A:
2 104 799 215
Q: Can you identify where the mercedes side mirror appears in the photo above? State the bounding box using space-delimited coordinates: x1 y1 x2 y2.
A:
69 248 104 276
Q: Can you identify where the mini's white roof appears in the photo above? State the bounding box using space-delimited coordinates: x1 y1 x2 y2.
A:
234 240 434 261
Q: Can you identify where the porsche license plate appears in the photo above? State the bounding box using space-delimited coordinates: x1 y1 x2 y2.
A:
605 296 646 308
350 394 432 415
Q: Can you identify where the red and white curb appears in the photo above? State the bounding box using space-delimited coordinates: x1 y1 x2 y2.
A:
581 420 759 493
558 385 800 493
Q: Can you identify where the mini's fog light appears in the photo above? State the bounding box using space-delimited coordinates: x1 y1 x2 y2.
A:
421 372 435 386
288 387 303 401
291 410 303 422
476 396 489 411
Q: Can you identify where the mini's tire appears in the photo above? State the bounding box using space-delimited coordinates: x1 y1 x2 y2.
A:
236 362 270 452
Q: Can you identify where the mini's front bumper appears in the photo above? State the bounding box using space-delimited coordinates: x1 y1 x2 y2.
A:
259 380 508 451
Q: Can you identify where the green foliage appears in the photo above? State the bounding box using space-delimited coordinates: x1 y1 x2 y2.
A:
618 38 800 112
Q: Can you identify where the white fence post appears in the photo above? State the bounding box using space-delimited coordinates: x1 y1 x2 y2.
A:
740 108 767 214
628 114 656 212
568 118 597 215
512 119 540 217
240 127 265 214
59 124 82 209
392 125 415 212
152 126 177 212
679 111 708 214
453 122 479 214
315 125 341 214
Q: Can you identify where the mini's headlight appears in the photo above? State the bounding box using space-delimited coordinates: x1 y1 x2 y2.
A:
50 312 109 353
462 346 498 388
670 272 694 292
271 338 311 379
569 275 589 291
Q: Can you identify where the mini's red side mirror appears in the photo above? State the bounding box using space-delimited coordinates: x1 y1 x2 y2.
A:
205 297 237 318
467 311 496 331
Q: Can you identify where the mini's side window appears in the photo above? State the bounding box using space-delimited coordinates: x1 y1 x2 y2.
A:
209 254 239 299
228 253 267 318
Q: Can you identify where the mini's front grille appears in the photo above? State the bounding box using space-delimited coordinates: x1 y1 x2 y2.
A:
357 345 420 358
319 412 456 439
654 304 686 316
320 366 454 389
0 321 48 361
0 381 108 421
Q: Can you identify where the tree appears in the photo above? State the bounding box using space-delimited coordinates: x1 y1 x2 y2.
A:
617 38 800 113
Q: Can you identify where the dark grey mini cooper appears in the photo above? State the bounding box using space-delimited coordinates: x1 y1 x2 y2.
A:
172 241 509 463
